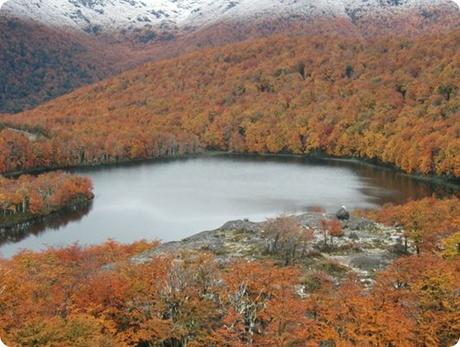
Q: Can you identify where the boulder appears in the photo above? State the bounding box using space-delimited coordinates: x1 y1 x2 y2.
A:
336 206 350 221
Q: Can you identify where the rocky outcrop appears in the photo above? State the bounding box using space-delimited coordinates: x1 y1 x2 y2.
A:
133 212 407 282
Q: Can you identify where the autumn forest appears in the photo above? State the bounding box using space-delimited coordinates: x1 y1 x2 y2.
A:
0 197 459 346
0 2 459 346
1 30 459 179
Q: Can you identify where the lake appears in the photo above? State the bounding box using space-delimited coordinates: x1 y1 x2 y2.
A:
0 154 456 257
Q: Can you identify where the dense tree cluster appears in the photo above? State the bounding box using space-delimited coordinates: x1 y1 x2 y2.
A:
0 172 93 223
0 123 201 174
0 198 458 346
1 29 459 177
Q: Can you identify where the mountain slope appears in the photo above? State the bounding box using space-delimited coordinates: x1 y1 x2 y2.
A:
0 17 120 112
1 30 459 177
1 0 459 113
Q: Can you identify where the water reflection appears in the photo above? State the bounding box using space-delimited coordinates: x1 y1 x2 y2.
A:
0 202 93 250
0 154 457 257
323 159 459 204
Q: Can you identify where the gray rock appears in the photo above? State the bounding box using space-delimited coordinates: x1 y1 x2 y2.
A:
346 217 374 230
336 206 350 220
349 253 391 271
220 219 260 232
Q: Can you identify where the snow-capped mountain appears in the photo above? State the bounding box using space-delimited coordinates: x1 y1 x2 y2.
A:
1 0 458 114
1 0 457 37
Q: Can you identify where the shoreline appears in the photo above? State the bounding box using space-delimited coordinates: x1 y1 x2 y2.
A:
3 150 459 190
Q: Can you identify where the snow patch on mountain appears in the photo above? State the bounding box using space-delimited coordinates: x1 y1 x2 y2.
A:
1 0 457 35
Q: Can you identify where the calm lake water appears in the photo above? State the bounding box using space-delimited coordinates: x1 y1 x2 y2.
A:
0 154 457 257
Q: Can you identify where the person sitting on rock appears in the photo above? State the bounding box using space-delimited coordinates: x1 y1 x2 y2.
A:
336 205 350 221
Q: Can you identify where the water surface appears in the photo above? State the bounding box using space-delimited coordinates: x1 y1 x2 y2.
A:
0 154 456 257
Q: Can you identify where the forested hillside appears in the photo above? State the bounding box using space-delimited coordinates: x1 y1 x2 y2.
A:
1 30 459 177
0 18 126 113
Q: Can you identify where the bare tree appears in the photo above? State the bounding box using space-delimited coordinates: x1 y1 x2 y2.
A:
263 215 314 264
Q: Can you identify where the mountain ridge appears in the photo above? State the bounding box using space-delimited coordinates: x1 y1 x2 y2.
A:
1 0 459 113
2 0 458 39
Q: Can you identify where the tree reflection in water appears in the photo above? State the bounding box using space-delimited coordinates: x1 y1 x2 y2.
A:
0 201 93 248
